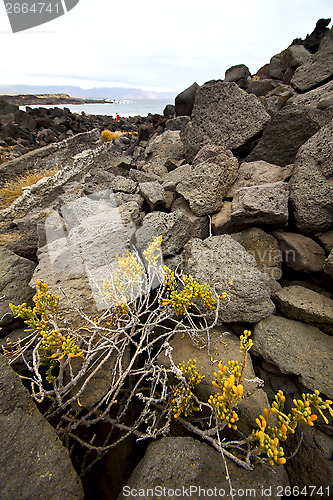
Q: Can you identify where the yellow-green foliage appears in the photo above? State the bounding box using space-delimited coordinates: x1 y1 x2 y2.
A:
0 169 57 209
103 235 220 315
174 330 333 467
170 359 204 418
10 280 82 383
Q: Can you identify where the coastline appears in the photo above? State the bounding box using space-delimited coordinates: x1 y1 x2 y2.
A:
0 93 113 106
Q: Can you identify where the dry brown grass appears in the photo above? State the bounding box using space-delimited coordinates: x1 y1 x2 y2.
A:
0 169 58 209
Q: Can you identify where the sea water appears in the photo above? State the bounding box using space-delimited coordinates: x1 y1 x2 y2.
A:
19 98 173 118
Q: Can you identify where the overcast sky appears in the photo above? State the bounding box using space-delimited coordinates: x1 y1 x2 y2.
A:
0 0 332 94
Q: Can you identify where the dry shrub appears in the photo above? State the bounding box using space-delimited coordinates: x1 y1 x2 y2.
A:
0 169 58 209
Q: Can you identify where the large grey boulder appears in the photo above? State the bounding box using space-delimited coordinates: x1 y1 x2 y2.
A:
226 160 292 198
231 228 282 282
224 63 251 89
253 315 333 398
291 27 333 91
183 81 270 160
171 197 209 240
272 231 326 273
273 285 333 335
135 210 193 257
143 130 185 176
175 144 239 216
139 181 166 211
269 53 284 80
0 355 83 500
118 436 285 500
175 82 199 117
229 181 289 228
32 191 132 318
0 247 36 332
246 104 331 166
289 121 333 233
280 45 312 71
182 236 275 323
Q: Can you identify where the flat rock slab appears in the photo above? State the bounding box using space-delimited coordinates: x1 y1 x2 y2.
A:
118 436 284 500
230 181 289 229
0 354 83 500
184 80 270 160
273 285 333 335
253 315 333 398
272 231 326 273
226 160 292 198
0 128 101 188
182 235 275 323
290 80 333 108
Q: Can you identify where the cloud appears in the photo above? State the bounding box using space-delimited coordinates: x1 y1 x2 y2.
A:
0 0 332 92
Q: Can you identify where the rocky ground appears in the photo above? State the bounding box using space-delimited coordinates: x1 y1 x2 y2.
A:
0 99 155 165
0 18 333 500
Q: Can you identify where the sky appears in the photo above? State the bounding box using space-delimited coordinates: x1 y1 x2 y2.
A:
0 0 332 95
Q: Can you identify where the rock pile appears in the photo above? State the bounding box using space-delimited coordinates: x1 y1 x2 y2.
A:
0 99 148 164
0 19 333 500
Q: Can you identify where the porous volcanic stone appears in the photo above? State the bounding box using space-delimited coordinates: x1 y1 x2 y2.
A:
158 326 268 435
231 228 282 282
135 210 192 257
273 285 333 335
272 231 326 273
176 144 238 216
143 130 185 175
139 181 166 211
224 63 251 89
183 80 270 160
229 181 289 228
280 45 312 71
182 235 275 323
291 27 333 91
253 315 333 398
226 160 292 198
246 104 330 166
289 121 333 233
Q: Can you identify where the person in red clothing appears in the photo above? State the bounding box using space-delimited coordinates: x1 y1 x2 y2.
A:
116 113 120 121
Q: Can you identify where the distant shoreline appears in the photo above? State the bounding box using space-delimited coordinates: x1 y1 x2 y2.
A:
0 93 114 106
